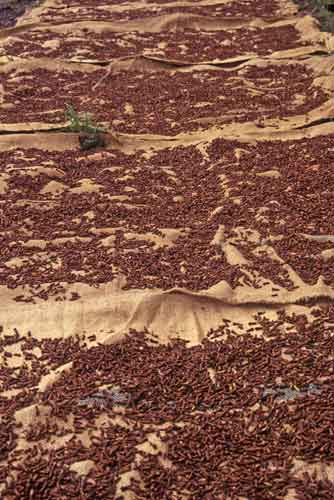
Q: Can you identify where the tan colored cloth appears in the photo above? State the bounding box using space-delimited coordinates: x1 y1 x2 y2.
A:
1 0 334 497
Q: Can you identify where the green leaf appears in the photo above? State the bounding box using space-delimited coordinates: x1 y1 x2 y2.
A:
64 105 106 134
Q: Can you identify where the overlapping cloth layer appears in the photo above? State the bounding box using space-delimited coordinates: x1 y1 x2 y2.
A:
0 55 334 133
18 0 298 25
1 0 334 498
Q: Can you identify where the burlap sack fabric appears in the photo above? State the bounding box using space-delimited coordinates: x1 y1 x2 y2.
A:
1 0 334 498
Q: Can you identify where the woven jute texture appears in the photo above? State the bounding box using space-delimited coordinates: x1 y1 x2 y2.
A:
1 0 334 498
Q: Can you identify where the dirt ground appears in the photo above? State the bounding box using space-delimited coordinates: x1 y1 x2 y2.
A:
0 0 38 27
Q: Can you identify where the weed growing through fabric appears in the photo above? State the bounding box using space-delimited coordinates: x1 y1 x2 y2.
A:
64 104 107 150
64 104 106 134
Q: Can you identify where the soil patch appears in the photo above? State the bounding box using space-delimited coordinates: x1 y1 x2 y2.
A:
0 0 39 28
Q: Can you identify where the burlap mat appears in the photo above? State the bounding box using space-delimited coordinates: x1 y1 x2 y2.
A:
1 0 334 498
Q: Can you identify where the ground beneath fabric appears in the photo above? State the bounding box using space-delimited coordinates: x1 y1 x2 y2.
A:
1 0 334 499
0 0 38 28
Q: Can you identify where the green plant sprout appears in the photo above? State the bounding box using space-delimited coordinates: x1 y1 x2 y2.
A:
65 105 106 135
